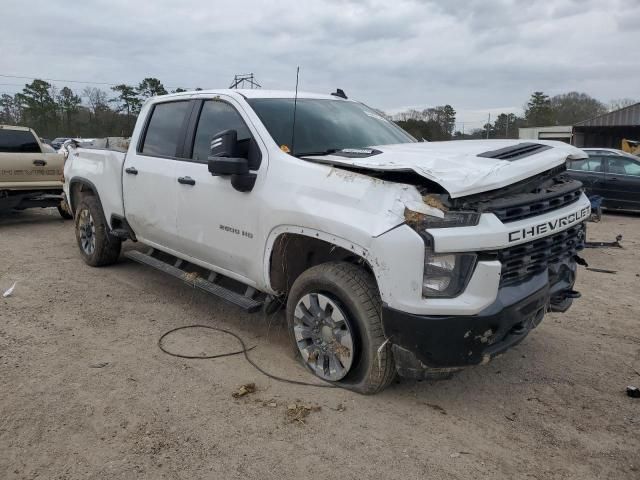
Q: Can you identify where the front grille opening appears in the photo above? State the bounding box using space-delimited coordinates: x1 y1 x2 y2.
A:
490 187 583 223
487 224 586 286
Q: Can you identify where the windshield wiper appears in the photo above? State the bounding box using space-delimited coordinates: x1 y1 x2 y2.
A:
295 149 339 158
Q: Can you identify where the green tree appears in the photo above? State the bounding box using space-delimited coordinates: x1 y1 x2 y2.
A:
57 87 82 130
493 113 526 138
0 94 23 124
137 77 168 98
525 91 555 127
550 92 607 125
440 105 456 137
110 84 141 133
15 79 57 135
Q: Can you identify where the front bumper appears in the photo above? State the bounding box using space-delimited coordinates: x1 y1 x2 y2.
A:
382 263 578 378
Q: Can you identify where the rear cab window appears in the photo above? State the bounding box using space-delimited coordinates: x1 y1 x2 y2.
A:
140 101 191 157
0 129 41 153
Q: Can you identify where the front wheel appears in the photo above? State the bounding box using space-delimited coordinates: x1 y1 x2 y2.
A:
74 196 121 266
286 262 395 394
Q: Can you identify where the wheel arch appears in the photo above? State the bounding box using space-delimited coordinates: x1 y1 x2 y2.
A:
264 226 376 295
68 177 102 216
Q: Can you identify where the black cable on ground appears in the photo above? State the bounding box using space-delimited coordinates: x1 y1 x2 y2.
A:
158 324 335 388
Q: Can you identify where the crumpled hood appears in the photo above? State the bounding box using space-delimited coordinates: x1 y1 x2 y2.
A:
302 140 587 198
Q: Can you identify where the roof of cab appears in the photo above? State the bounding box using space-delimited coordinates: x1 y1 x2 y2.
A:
0 124 33 132
154 89 348 102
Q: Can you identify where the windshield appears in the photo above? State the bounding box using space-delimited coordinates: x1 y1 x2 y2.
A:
247 98 415 156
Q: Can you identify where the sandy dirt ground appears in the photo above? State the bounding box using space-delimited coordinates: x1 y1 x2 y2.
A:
1 208 639 480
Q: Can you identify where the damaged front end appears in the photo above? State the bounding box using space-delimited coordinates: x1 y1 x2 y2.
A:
384 165 588 378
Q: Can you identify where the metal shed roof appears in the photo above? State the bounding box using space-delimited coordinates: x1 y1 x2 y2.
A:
575 103 640 127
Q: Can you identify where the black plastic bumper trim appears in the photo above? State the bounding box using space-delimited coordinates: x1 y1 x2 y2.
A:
382 271 560 371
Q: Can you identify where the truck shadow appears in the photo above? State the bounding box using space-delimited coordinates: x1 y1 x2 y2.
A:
0 209 68 227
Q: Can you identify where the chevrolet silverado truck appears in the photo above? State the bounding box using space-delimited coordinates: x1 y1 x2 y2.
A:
63 89 590 393
1 124 72 218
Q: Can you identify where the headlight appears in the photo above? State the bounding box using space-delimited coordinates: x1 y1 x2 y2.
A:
404 205 480 298
423 252 477 298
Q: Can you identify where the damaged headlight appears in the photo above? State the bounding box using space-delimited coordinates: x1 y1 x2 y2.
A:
423 252 477 298
420 211 480 229
404 198 480 298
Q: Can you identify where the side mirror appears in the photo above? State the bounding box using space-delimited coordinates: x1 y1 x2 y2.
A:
208 157 249 176
207 129 256 192
209 129 238 158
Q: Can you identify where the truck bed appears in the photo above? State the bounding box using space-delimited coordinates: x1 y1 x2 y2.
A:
64 147 127 222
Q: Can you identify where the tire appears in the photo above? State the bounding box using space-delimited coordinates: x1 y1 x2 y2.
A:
74 195 121 267
286 262 395 394
57 201 73 220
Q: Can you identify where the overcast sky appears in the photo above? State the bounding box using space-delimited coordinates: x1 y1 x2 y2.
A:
1 0 639 127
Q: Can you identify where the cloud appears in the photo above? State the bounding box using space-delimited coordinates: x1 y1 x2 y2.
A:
0 0 637 122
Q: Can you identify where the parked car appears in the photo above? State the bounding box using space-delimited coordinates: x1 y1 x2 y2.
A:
63 90 591 393
566 148 640 211
0 125 72 218
51 137 72 150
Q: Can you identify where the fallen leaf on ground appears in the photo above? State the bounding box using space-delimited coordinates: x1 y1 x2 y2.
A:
286 403 321 424
89 362 109 368
232 383 256 398
426 403 447 415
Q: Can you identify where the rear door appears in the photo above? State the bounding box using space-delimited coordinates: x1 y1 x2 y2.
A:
602 156 640 209
0 127 64 189
567 156 605 197
122 100 193 252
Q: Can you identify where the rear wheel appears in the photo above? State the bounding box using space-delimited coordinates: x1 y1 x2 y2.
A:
74 196 121 266
286 262 395 394
57 200 73 220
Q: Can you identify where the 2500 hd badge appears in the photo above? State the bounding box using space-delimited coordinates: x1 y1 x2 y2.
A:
508 205 590 243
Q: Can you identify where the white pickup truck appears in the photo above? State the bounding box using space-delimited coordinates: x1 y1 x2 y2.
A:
63 89 590 393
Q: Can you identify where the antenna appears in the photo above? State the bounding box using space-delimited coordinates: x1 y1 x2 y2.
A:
290 66 300 155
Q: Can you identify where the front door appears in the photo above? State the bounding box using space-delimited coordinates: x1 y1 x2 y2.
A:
174 97 266 281
123 100 192 252
602 155 640 209
567 156 606 197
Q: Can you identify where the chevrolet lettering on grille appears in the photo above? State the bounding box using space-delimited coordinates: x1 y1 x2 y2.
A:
508 205 590 243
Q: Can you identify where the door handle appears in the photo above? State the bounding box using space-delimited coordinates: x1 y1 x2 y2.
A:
33 159 47 166
125 167 138 175
609 177 619 181
177 176 196 186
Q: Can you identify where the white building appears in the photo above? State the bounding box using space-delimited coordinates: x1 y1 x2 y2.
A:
518 126 573 143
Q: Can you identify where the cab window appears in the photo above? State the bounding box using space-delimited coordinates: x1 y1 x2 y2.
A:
141 101 191 157
0 129 41 153
191 100 252 162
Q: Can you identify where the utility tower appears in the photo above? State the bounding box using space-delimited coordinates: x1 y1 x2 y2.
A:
229 73 261 89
